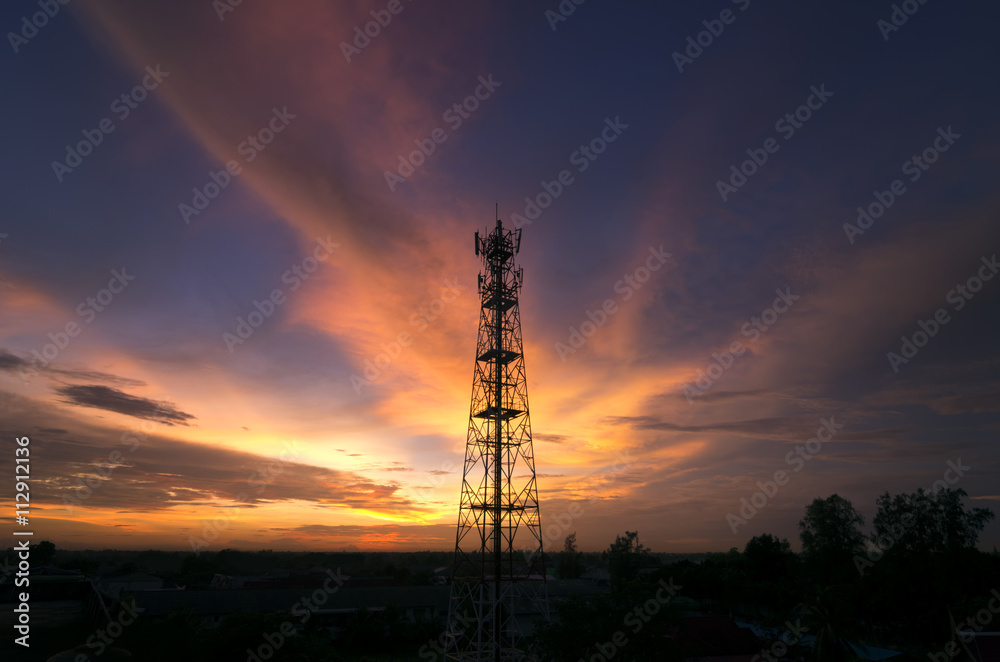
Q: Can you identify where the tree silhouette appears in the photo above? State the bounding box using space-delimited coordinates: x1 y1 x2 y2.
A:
557 532 583 579
864 487 997 644
602 530 650 590
872 487 994 557
31 539 56 566
743 533 792 584
799 494 865 584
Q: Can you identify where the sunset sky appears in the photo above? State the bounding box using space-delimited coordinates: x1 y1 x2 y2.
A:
1 0 999 554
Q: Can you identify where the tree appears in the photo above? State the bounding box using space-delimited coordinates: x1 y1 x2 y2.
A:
603 530 650 589
743 533 792 585
862 487 997 642
30 540 56 566
872 487 994 558
558 532 584 579
799 494 865 583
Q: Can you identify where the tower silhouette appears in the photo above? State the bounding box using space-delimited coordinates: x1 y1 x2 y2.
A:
444 217 548 661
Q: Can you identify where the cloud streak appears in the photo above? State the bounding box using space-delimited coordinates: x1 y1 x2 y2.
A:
54 384 196 425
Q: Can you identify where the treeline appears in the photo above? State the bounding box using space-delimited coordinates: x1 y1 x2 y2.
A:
6 547 455 589
541 487 999 661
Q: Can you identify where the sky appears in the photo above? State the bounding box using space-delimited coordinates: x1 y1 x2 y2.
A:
1 0 998 554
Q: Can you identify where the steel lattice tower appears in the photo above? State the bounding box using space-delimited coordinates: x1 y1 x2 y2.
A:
444 218 548 662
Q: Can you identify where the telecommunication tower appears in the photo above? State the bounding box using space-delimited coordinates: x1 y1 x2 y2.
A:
444 217 548 661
